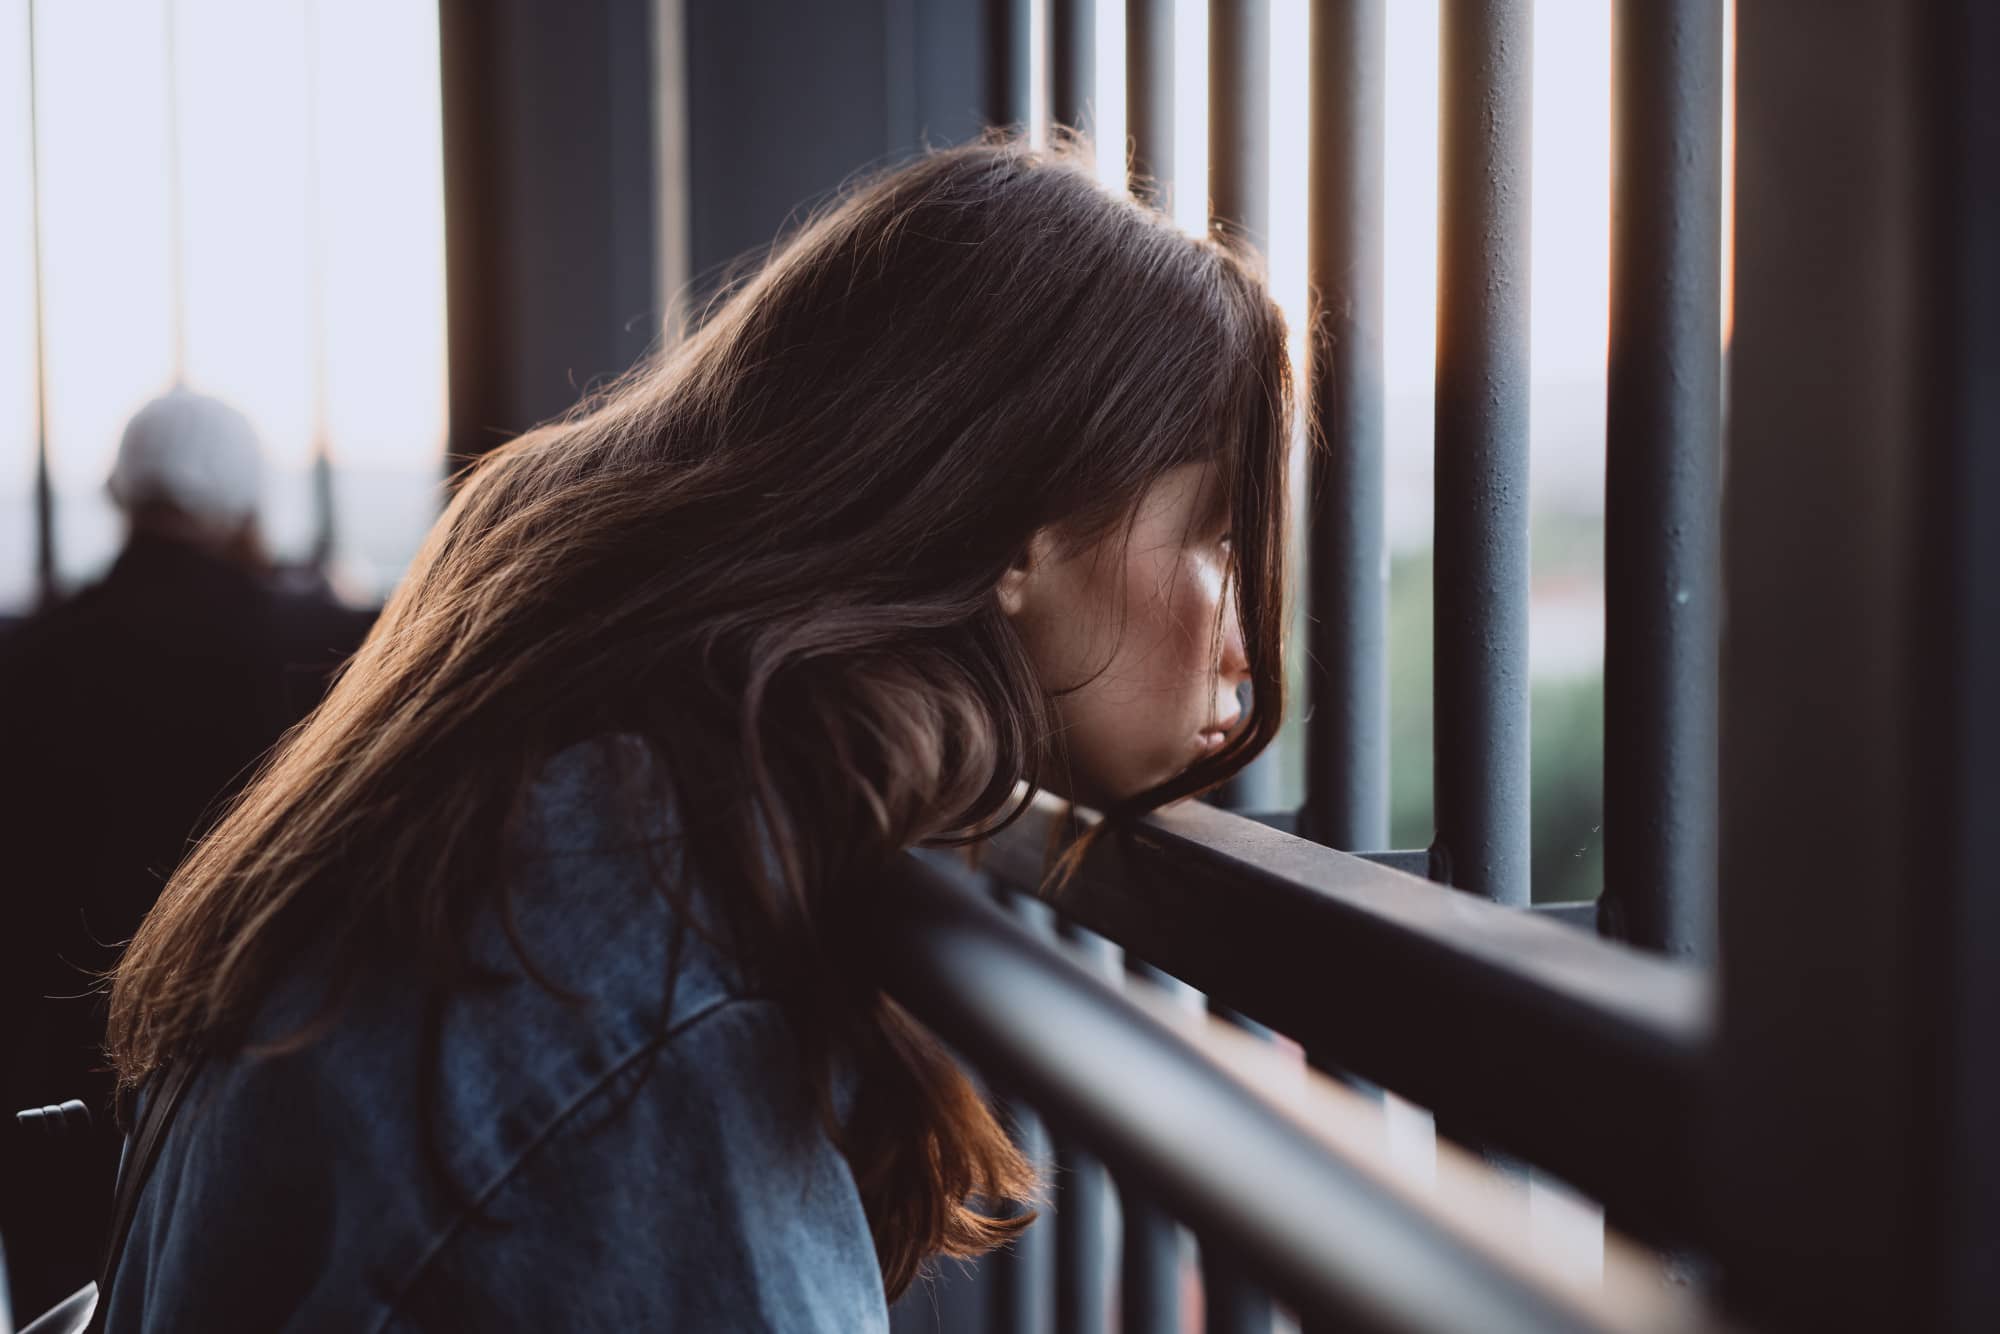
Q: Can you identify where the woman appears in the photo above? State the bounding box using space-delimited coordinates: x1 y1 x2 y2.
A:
100 135 1293 1331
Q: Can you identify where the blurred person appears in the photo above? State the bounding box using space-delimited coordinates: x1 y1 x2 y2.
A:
94 137 1289 1331
0 387 374 1322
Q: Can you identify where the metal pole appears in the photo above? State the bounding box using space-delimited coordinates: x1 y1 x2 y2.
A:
1054 923 1118 1334
1599 0 1723 960
1125 0 1173 207
988 0 1034 131
1209 0 1281 817
303 0 338 572
1433 0 1533 906
1303 0 1389 853
25 0 56 608
164 0 188 386
1207 0 1269 252
1051 0 1096 141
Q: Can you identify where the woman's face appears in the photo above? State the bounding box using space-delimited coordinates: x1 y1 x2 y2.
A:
1000 461 1250 806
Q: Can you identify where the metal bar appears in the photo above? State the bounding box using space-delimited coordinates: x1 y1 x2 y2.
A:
976 794 1709 1246
1208 0 1280 817
991 1098 1057 1334
1125 0 1173 206
1055 922 1118 1334
164 0 188 385
1200 1248 1273 1334
25 0 55 608
1118 1187 1179 1334
1713 1 2000 1328
302 0 338 572
1432 0 1533 906
987 0 1033 130
1207 0 1269 251
1051 0 1096 139
1304 0 1390 854
1600 0 1723 961
879 850 1619 1334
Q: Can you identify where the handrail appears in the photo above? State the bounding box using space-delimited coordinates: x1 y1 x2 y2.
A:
969 793 1713 1245
878 849 1661 1334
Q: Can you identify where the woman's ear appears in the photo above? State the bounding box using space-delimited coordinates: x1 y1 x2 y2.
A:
997 528 1056 619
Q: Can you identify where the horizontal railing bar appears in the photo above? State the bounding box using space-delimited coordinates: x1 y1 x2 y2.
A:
879 850 1631 1334
970 794 1711 1245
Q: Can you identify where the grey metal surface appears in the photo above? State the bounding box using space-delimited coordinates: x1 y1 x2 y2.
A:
881 851 1620 1334
1599 0 1723 962
1051 0 1096 140
1054 923 1119 1334
438 0 661 463
976 798 1709 1246
1124 0 1174 206
1303 0 1390 855
1206 0 1282 817
1431 0 1533 906
1714 2 2000 1329
1118 1189 1180 1334
26 0 54 607
988 0 1033 130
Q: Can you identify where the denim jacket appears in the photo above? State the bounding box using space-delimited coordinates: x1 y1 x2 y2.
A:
103 735 889 1333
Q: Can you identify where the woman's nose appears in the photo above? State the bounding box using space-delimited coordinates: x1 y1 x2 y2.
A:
1219 584 1251 682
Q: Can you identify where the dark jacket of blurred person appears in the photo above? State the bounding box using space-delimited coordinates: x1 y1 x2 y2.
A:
0 388 375 1323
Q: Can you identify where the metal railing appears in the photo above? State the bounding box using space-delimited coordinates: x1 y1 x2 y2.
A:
920 1 1991 1332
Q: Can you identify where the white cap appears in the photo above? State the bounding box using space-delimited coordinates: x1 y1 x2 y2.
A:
107 387 265 527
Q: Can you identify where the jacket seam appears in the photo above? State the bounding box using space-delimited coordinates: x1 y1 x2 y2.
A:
368 991 777 1332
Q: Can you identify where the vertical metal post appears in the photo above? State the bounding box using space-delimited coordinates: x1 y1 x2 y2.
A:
1118 1192 1178 1334
1432 0 1533 906
1205 10 1277 1323
991 1102 1057 1334
1208 0 1281 817
164 0 188 386
1303 0 1389 853
302 0 338 572
1599 0 1724 960
1715 1 2000 1328
1051 0 1096 140
1125 0 1173 207
988 0 1034 130
1207 0 1269 252
1118 960 1184 1334
25 0 56 608
1199 1245 1271 1334
1053 923 1117 1334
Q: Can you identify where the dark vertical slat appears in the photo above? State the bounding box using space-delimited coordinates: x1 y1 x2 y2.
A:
1432 0 1533 906
1053 924 1117 1334
1199 1246 1273 1334
437 0 659 472
1303 0 1389 853
1715 1 2000 1328
1936 6 2000 1322
1125 0 1173 206
1208 0 1281 817
992 892 1062 1334
1051 0 1096 140
25 0 55 608
987 0 1033 130
1117 1189 1178 1334
1599 0 1723 960
1204 10 1277 1324
1120 959 1190 1333
991 1102 1057 1334
1207 0 1269 250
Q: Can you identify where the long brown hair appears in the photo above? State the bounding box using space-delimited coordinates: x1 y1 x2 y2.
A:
106 134 1294 1298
